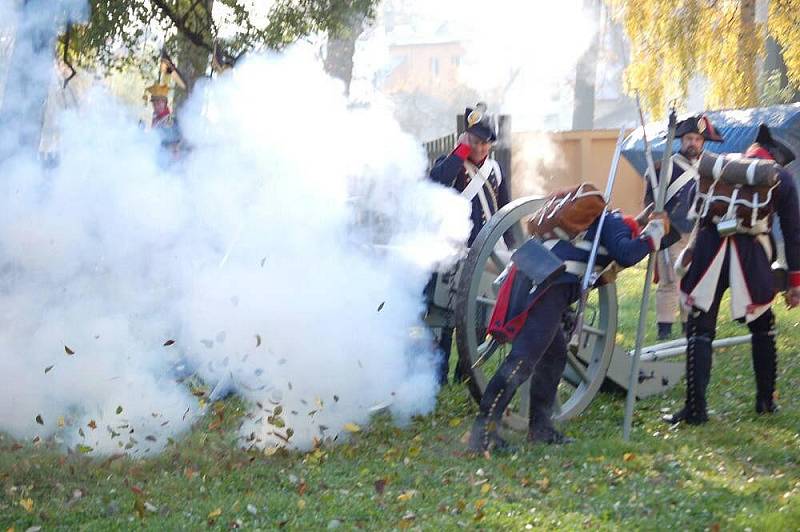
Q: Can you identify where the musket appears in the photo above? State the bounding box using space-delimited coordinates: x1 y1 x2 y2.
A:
571 126 626 352
623 107 678 440
635 92 674 284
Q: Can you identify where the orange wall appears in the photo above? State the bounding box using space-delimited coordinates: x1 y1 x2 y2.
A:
510 129 644 215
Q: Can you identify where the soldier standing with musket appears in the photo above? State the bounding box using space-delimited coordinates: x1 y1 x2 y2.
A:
429 103 511 385
664 124 800 425
645 114 724 340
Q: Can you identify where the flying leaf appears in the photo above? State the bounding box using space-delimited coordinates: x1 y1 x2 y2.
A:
333 395 339 402
343 422 361 433
65 345 75 355
273 405 283 416
145 435 157 442
87 420 97 430
163 339 175 347
44 365 54 374
57 416 65 428
115 406 123 415
255 334 262 347
377 301 385 312
35 414 44 425
76 444 93 454
78 427 85 438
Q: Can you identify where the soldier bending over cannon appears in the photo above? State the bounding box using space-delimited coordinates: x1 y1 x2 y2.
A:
468 184 670 453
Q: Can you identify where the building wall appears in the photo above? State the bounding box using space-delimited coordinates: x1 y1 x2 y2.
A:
383 41 464 98
511 129 644 215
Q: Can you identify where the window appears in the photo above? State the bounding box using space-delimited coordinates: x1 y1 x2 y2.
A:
430 57 439 76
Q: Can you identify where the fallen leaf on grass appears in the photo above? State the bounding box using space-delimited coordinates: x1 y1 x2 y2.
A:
480 483 491 494
623 452 636 462
397 490 416 502
19 498 34 512
208 508 222 519
297 499 306 510
449 417 462 427
374 478 387 495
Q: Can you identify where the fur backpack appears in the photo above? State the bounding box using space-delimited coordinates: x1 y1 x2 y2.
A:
527 183 607 240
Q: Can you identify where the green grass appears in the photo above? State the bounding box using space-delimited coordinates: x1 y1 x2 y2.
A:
3 266 800 530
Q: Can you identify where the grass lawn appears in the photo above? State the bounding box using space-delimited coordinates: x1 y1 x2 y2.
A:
2 265 800 530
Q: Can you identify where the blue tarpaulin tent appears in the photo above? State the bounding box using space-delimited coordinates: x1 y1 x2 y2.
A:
621 103 800 178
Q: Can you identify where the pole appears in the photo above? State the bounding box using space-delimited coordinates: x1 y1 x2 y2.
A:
623 108 677 440
571 127 626 351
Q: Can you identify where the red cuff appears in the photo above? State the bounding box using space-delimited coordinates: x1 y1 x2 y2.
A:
788 271 800 288
453 143 471 160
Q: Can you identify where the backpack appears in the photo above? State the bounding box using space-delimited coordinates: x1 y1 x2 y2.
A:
527 183 607 240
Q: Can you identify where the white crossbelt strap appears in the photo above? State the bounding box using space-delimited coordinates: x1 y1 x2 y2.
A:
666 155 698 204
463 158 502 221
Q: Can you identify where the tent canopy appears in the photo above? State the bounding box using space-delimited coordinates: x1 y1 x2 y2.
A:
621 103 800 177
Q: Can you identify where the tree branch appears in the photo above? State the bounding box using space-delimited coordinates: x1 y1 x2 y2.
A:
150 0 213 52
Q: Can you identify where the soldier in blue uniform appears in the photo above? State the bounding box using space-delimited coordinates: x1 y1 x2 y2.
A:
645 114 724 340
664 124 800 425
467 200 670 452
429 103 511 384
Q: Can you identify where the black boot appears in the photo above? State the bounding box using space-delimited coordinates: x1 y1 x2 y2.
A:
527 408 573 444
751 311 779 414
467 416 511 453
657 322 673 341
527 334 573 445
663 329 712 425
436 328 453 386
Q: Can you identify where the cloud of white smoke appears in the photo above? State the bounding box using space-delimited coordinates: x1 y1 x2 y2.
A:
0 1 470 455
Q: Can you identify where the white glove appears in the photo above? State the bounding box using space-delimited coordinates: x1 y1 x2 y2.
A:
641 218 667 250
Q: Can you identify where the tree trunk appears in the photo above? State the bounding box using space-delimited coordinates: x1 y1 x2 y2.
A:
572 0 600 130
323 14 364 96
0 0 60 160
171 0 213 109
738 0 759 106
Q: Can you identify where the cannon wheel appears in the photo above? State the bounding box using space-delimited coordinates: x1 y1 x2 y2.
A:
454 196 618 430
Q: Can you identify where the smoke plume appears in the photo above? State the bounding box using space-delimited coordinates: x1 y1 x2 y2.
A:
0 1 470 454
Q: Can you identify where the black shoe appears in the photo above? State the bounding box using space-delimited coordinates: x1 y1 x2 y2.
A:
467 417 510 454
657 322 673 341
756 396 779 414
527 427 573 445
662 406 708 425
